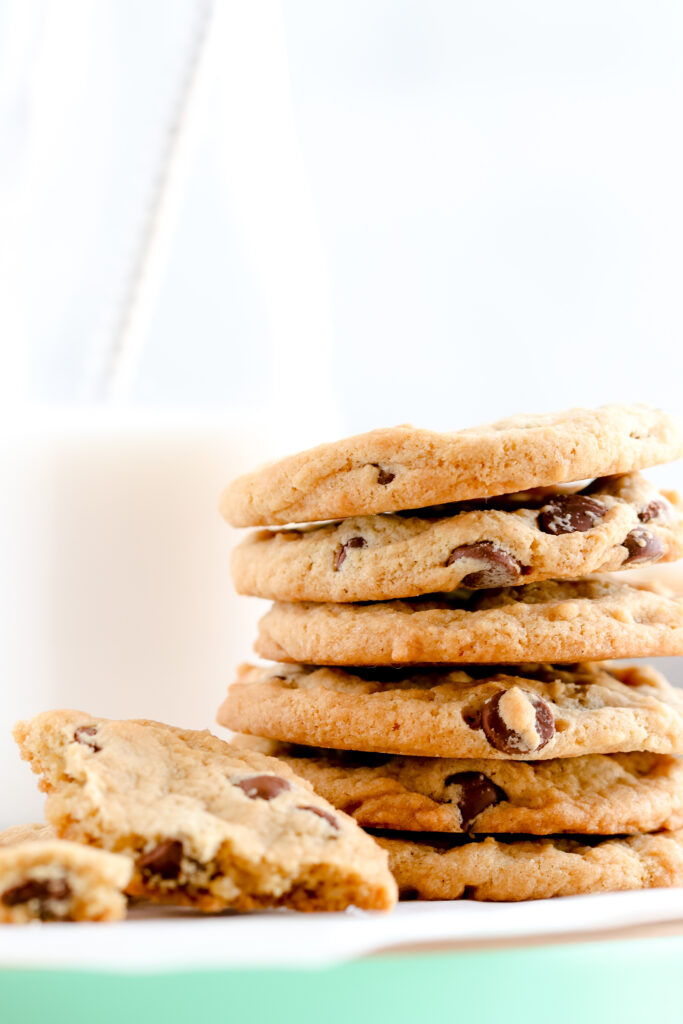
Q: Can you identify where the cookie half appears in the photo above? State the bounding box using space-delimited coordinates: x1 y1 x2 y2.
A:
235 741 683 836
233 475 682 602
374 829 683 901
0 824 131 923
221 405 683 526
255 578 683 665
14 712 396 913
219 662 683 760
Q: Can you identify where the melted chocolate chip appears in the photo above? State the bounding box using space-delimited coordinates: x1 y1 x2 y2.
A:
623 528 664 565
462 706 482 731
400 888 420 901
236 775 292 800
638 500 668 524
372 464 395 486
537 495 607 535
481 690 554 755
299 805 339 830
2 877 71 910
444 771 506 830
73 726 101 752
137 840 184 880
445 541 523 588
333 535 367 571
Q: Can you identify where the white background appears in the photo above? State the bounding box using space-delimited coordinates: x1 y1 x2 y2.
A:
3 0 683 433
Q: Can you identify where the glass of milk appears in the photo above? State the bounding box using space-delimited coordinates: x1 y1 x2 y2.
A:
0 407 302 827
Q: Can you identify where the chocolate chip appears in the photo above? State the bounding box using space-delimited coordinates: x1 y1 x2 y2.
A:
462 706 482 730
137 840 183 879
372 464 395 485
299 805 339 830
444 771 506 830
333 535 367 571
481 689 554 755
445 541 523 587
623 528 664 565
639 499 668 523
1 876 71 917
73 726 101 752
236 775 292 800
537 495 607 535
400 888 420 901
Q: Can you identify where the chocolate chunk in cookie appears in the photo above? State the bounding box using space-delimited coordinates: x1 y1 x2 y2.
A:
537 494 607 534
444 772 506 830
445 541 524 587
137 840 183 880
333 536 367 571
481 688 554 755
235 775 292 800
623 528 665 564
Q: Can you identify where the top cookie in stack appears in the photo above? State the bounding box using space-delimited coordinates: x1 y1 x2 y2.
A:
218 404 683 902
222 404 683 667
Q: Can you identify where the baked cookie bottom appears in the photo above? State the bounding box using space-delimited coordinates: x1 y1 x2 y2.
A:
233 474 683 602
221 404 683 526
372 829 683 901
235 739 683 837
220 662 683 760
255 578 683 666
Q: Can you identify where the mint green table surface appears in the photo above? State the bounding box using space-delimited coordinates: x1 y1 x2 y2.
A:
3 936 683 1024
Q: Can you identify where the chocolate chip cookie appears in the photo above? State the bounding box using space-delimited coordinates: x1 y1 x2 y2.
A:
14 712 397 913
0 823 131 923
373 829 683 901
219 662 683 760
233 475 682 602
255 578 683 666
235 740 683 836
221 405 682 526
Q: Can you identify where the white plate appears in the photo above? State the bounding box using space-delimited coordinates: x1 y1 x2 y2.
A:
2 890 683 971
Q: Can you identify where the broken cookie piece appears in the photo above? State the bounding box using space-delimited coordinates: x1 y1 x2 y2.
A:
0 823 131 923
14 712 397 913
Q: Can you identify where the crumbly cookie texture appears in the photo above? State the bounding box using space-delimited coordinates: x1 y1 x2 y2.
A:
220 405 683 526
255 578 683 666
0 824 131 923
235 740 683 836
14 712 396 913
373 829 683 901
232 475 683 602
219 662 683 760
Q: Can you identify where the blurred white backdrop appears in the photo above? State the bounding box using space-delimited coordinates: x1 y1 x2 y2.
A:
3 0 682 433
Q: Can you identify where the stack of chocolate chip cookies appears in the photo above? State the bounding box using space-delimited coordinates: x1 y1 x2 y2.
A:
218 404 683 901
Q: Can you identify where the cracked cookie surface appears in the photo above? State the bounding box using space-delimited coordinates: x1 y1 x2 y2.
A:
219 662 683 760
235 740 683 836
233 475 683 602
220 405 682 526
373 829 683 901
255 578 683 665
0 823 131 923
14 712 396 913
